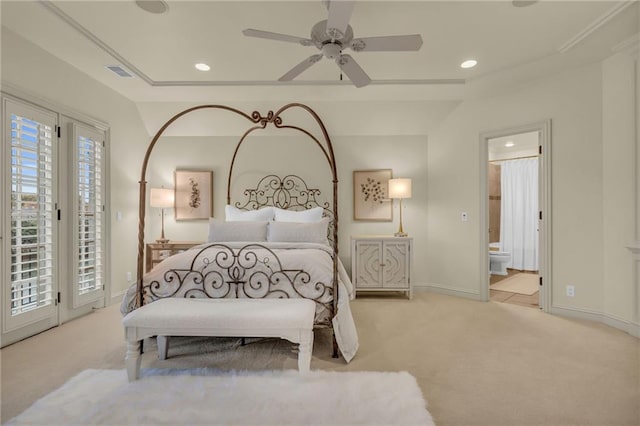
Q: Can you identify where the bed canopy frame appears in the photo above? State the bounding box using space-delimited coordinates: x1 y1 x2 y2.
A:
135 103 339 354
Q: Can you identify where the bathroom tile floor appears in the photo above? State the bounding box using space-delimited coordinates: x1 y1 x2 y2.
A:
490 269 539 309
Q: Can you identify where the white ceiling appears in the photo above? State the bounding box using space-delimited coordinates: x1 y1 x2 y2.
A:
1 1 638 102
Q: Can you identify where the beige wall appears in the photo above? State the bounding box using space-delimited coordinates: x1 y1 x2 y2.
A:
602 53 636 324
427 63 606 311
144 133 428 288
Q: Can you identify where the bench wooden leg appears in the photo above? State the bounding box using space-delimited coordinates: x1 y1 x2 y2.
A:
298 330 313 374
157 335 170 360
126 340 141 382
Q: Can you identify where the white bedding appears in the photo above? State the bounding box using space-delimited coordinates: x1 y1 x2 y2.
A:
121 242 359 362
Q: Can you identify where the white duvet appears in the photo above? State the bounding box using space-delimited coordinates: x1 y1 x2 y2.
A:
121 242 359 362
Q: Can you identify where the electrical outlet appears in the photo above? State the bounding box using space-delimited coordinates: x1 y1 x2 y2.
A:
566 285 575 297
126 271 132 282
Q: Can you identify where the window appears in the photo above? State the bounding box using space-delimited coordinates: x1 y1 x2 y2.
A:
10 113 55 315
72 124 105 306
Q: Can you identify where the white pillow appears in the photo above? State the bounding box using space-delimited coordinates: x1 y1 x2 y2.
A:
208 219 268 242
274 206 323 223
225 205 274 222
267 218 329 245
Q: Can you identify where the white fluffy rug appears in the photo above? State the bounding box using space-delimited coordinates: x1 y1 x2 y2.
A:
8 369 434 425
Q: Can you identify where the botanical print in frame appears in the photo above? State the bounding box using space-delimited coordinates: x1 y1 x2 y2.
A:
353 169 393 221
174 170 213 220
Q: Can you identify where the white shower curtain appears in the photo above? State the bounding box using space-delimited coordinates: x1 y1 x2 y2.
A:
500 158 538 271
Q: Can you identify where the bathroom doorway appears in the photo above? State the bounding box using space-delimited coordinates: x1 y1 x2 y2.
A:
479 121 551 311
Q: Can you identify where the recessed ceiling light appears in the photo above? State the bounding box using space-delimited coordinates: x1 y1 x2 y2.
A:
460 59 477 69
505 141 515 147
195 63 211 72
135 0 169 14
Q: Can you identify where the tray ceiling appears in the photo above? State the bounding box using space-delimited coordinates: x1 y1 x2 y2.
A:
1 1 637 102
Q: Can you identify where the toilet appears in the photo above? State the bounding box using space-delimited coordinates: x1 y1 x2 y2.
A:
489 242 511 276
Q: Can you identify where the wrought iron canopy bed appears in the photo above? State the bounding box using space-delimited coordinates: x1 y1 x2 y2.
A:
130 103 353 359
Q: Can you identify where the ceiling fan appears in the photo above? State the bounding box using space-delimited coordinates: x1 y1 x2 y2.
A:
242 0 423 88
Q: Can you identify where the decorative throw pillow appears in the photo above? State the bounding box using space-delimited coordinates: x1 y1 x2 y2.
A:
273 206 323 223
224 205 274 222
208 219 268 242
267 217 329 245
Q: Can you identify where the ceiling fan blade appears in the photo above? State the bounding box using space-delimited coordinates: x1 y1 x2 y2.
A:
326 0 355 40
336 54 371 88
279 54 324 81
350 35 423 52
242 29 314 47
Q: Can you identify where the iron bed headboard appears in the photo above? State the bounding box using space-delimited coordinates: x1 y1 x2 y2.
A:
135 103 339 356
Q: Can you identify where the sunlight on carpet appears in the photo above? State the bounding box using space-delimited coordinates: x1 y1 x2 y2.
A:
490 273 539 295
7 369 434 426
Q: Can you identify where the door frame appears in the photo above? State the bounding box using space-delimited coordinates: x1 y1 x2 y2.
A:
479 120 552 312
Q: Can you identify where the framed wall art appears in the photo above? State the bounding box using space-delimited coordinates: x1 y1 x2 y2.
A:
353 169 393 221
174 170 213 220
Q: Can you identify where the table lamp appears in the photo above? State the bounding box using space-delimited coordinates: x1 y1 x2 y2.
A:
388 178 412 237
150 187 174 243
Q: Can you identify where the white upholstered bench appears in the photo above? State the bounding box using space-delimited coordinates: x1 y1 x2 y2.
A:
122 298 316 381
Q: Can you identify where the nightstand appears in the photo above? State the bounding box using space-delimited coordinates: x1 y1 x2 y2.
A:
145 241 202 273
351 235 413 299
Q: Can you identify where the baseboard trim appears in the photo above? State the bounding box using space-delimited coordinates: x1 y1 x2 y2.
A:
551 305 639 338
628 321 640 338
417 283 482 301
110 289 126 306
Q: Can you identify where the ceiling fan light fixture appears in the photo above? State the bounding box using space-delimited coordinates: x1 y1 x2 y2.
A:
242 1 421 88
460 59 478 69
322 43 342 59
195 63 211 71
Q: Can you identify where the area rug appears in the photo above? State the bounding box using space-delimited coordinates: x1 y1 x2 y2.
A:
7 368 434 426
491 272 539 295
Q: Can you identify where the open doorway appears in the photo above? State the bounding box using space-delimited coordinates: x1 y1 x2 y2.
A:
479 121 551 312
488 132 539 308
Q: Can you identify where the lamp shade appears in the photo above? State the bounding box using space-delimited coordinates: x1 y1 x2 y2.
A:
150 188 174 208
388 178 412 199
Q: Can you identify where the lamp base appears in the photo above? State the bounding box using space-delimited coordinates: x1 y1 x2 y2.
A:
155 238 169 244
394 231 408 237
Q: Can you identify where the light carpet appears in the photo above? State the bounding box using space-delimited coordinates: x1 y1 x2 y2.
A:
490 272 539 295
7 368 434 426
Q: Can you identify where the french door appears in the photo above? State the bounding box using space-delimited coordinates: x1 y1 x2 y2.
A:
2 99 58 336
2 96 108 345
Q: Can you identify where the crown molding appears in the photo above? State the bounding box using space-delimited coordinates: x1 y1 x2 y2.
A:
613 33 640 59
39 1 154 86
149 79 466 87
557 1 635 54
39 1 464 88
